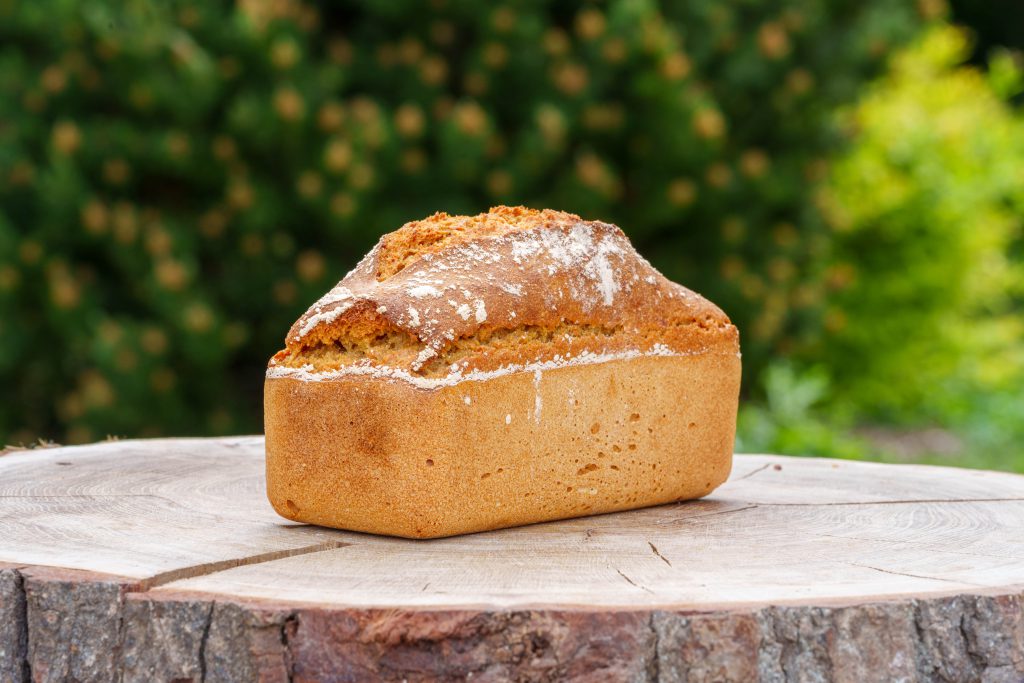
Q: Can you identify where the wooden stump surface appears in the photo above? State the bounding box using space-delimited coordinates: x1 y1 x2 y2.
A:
1 436 1023 682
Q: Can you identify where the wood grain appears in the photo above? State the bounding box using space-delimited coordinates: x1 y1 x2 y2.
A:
0 437 1023 681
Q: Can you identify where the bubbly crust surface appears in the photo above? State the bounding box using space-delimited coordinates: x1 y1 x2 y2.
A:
269 206 738 381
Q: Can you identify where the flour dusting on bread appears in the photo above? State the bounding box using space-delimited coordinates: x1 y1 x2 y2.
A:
269 206 737 385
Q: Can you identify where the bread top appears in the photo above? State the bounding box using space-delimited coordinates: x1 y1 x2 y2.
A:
268 206 739 387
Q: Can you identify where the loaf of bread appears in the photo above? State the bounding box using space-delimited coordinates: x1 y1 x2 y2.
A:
265 206 740 538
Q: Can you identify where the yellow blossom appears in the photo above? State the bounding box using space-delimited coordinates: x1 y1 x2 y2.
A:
19 240 43 264
0 266 19 291
544 29 570 56
8 161 35 186
166 132 190 158
327 39 353 65
184 303 214 332
602 38 628 64
145 227 172 256
419 56 448 86
722 217 745 242
553 63 588 95
463 72 488 96
575 8 606 40
454 101 488 136
786 68 814 95
52 121 81 154
491 7 516 32
693 109 725 139
155 259 188 291
80 371 114 408
706 163 732 188
296 251 325 282
212 136 237 161
141 327 168 355
271 39 300 69
150 368 176 393
81 201 109 235
296 171 323 199
349 164 375 190
274 87 305 121
227 180 254 210
240 234 264 256
667 179 697 207
758 22 790 59
661 53 691 80
273 279 297 304
317 102 345 132
323 138 352 173
482 42 508 69
740 149 769 178
103 158 130 185
330 192 356 217
199 209 228 238
486 170 513 196
41 65 67 93
394 104 425 138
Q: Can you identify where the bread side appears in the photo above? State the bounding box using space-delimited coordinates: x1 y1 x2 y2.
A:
268 206 738 384
266 352 740 538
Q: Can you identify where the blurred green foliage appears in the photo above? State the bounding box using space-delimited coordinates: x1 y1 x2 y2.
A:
742 26 1024 470
0 0 934 444
736 363 870 460
814 26 1024 419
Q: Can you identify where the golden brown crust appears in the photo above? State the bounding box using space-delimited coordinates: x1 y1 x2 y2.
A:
264 207 742 537
270 206 738 379
374 206 550 280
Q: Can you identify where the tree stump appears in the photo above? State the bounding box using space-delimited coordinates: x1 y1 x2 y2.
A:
1 437 1023 682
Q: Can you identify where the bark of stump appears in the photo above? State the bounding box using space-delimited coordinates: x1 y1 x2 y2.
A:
1 436 1023 682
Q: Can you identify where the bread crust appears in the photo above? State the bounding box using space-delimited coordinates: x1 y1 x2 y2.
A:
269 206 737 379
264 206 741 537
265 352 740 539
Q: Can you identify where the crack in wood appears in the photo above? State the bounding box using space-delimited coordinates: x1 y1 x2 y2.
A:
733 463 773 481
198 602 214 683
666 504 760 524
842 561 987 587
647 612 660 682
136 540 351 592
282 613 298 683
614 568 654 595
0 494 174 499
756 497 1024 507
1 568 30 683
815 532 1024 561
959 610 985 672
113 582 128 682
647 541 671 567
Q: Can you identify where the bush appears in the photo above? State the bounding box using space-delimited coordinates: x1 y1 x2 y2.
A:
735 363 870 459
811 26 1024 421
0 0 929 443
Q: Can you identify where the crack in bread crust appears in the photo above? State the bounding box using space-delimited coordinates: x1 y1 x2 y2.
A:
275 318 733 379
270 206 739 380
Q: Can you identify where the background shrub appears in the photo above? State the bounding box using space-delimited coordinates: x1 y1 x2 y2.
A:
812 26 1024 420
740 25 1024 469
0 0 931 444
